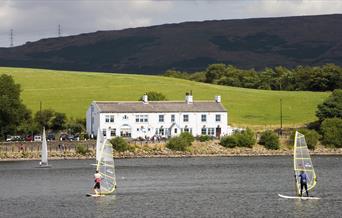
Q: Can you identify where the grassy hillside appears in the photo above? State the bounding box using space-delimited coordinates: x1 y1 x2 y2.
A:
0 67 329 127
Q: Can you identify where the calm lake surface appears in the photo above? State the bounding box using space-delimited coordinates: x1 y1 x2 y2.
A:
0 156 341 217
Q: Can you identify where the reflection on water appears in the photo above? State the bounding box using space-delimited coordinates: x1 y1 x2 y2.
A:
0 156 341 217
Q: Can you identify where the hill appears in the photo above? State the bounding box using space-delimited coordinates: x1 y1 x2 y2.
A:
0 14 342 74
0 67 329 126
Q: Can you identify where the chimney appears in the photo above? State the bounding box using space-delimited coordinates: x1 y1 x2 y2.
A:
142 93 148 104
215 95 221 103
185 91 193 104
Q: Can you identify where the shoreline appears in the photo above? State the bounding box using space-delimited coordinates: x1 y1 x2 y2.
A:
1 151 342 162
1 140 341 162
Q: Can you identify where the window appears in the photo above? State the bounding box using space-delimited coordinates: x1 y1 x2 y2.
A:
137 128 139 131
183 114 189 122
216 114 221 122
159 128 164 135
123 115 128 120
208 128 215 136
159 115 164 122
201 128 207 135
105 115 114 123
102 129 106 137
135 115 148 123
110 129 116 137
171 114 175 122
201 114 207 122
174 128 177 133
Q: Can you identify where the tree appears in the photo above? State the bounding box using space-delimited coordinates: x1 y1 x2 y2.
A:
51 112 67 131
0 74 32 139
316 89 342 121
34 109 54 130
67 118 86 134
321 118 342 148
205 63 226 83
139 91 167 101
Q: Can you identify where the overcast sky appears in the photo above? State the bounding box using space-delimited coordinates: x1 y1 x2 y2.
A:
0 0 341 47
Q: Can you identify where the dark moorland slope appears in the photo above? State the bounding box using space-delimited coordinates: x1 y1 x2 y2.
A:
0 14 342 74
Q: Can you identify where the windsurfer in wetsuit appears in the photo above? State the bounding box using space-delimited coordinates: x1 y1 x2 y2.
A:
93 170 102 195
298 170 309 197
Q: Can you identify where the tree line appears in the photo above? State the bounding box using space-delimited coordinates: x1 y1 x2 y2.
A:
164 63 342 91
0 74 85 140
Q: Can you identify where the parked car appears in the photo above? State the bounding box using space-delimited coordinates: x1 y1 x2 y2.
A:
47 132 55 141
6 135 24 142
34 135 42 142
59 133 69 141
25 135 33 141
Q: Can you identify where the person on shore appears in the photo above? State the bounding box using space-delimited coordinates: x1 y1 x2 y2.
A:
298 170 309 197
93 170 102 195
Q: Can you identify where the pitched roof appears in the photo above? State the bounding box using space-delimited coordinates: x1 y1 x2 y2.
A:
93 101 227 113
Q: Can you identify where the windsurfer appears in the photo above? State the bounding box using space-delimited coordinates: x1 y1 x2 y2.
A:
93 170 102 195
298 170 309 197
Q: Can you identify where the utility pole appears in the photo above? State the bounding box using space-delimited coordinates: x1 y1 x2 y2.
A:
10 29 13 47
280 99 283 136
58 24 61 37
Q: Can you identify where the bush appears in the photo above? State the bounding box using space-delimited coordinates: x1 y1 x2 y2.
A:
259 130 280 150
236 128 256 148
110 137 132 152
180 132 195 144
166 136 190 151
220 128 256 148
289 128 320 150
321 118 342 148
198 135 213 142
220 135 238 148
75 144 88 155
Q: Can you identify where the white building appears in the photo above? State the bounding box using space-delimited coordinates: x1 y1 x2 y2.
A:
86 93 228 139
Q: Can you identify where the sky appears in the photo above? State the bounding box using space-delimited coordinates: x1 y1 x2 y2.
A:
0 0 342 47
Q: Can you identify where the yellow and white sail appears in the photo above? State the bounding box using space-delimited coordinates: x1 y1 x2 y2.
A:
96 139 116 194
293 131 317 195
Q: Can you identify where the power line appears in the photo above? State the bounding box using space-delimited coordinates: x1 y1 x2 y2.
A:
10 29 13 47
58 24 61 37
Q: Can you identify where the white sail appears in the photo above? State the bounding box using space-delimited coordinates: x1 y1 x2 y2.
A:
96 128 103 161
97 139 116 194
293 131 317 195
41 127 48 165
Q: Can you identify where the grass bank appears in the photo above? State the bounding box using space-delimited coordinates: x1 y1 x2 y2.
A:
0 67 329 126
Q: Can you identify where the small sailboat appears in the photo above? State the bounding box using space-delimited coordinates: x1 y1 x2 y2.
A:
87 139 116 197
39 127 51 168
279 131 319 199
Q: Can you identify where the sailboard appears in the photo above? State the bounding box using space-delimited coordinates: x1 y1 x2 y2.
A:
278 131 318 199
87 139 116 197
278 194 320 200
38 127 51 168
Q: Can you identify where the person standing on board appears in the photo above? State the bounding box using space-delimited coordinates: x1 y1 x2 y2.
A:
298 170 309 197
93 170 102 195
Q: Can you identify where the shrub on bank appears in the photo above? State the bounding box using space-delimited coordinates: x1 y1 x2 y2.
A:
259 130 280 150
110 137 132 152
75 144 88 155
220 128 256 148
289 128 320 150
166 136 190 151
220 135 238 148
321 118 342 148
198 135 213 142
179 132 195 144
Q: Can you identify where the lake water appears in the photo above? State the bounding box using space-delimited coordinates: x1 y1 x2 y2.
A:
0 156 341 217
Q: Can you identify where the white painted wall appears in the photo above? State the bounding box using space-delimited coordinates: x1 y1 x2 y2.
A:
86 103 228 139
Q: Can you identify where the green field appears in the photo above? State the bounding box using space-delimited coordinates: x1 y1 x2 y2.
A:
0 67 329 127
